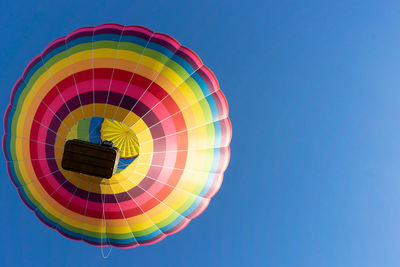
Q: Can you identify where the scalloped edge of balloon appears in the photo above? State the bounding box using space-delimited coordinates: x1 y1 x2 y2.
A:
2 23 232 249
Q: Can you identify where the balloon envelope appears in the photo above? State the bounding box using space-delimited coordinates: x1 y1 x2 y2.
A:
3 24 231 248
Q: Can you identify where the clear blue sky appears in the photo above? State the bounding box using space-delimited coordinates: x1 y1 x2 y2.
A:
1 1 400 266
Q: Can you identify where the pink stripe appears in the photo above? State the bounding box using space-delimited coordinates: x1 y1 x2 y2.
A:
152 33 180 49
214 89 229 117
152 167 174 184
145 178 172 197
55 184 75 202
216 147 230 173
110 80 131 95
158 117 179 136
203 173 224 199
133 189 154 204
165 134 178 151
165 218 190 235
21 55 42 81
219 118 232 148
179 46 203 68
86 199 103 211
45 94 66 118
147 100 170 120
76 80 94 94
66 26 94 41
93 78 111 91
139 88 162 107
118 198 139 210
95 23 124 31
161 151 178 171
104 202 125 212
60 83 81 102
37 107 61 130
34 141 47 159
68 191 87 207
124 25 153 35
119 84 143 99
36 121 52 142
201 65 219 93
186 199 209 219
45 174 61 191
41 37 65 58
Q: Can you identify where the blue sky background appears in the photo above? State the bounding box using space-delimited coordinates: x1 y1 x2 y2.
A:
1 1 400 266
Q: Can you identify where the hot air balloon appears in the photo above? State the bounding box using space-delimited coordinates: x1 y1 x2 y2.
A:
3 24 232 249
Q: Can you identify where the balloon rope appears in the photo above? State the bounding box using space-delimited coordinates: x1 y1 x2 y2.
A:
55 179 82 233
6 157 62 162
86 134 102 140
79 182 92 242
120 44 181 126
5 134 64 149
36 173 75 233
9 102 70 133
119 181 166 242
86 119 104 141
135 162 219 175
31 173 75 224
138 116 225 144
116 162 129 167
134 89 222 137
101 189 112 259
111 32 155 122
15 169 61 189
8 106 67 141
102 27 125 119
133 169 210 201
138 147 223 155
91 32 95 117
8 78 71 131
64 39 85 120
125 64 202 129
40 54 77 125
121 171 189 225
109 185 139 247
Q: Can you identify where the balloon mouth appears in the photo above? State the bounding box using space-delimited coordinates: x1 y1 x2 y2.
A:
64 117 140 183
100 118 140 159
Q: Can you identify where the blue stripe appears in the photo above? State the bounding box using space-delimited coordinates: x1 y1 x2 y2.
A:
171 54 196 74
181 197 202 217
160 214 185 232
120 35 149 47
93 33 120 43
42 43 66 65
66 35 93 48
147 42 175 58
191 71 211 97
